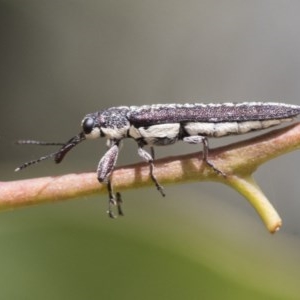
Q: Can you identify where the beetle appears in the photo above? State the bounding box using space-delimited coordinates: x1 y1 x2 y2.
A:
16 102 300 217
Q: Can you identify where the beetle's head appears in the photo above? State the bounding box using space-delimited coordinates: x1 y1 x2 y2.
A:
15 108 130 171
81 108 130 140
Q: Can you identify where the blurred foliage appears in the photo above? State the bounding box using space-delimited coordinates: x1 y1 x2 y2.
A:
0 189 299 299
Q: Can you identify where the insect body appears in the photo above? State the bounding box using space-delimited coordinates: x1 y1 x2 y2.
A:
16 102 300 217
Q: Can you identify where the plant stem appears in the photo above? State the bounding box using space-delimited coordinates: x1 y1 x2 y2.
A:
2 122 300 233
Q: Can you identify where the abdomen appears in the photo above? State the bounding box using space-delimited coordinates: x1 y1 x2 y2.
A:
182 118 292 138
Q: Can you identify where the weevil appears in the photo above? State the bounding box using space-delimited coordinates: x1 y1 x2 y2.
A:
16 102 300 217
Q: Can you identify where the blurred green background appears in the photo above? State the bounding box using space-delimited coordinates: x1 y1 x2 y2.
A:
1 1 300 299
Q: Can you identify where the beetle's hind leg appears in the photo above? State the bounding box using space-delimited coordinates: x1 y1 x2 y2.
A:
183 135 225 176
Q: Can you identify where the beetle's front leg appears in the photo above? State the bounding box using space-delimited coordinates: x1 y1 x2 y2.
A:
97 141 123 218
137 145 165 197
106 180 123 218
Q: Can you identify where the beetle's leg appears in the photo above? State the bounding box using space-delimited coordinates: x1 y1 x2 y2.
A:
137 145 165 197
97 143 119 182
150 146 155 160
106 180 124 218
97 141 124 218
116 192 124 216
106 179 116 218
183 135 225 176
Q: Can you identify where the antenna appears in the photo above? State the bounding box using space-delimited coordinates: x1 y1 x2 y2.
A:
15 132 86 171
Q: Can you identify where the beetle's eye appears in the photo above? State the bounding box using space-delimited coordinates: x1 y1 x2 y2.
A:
82 117 95 134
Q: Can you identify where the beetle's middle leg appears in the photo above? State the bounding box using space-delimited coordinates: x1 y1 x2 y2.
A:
137 145 165 197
